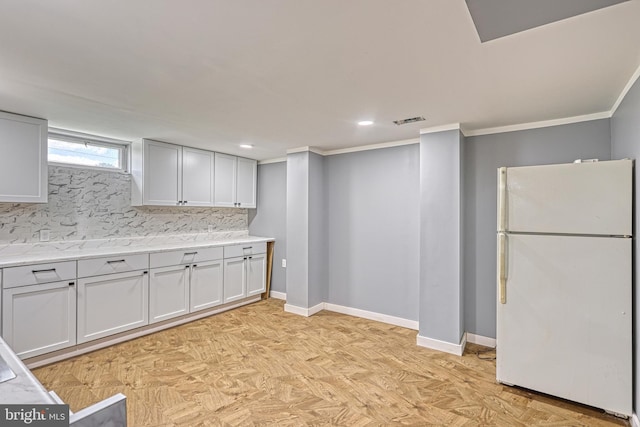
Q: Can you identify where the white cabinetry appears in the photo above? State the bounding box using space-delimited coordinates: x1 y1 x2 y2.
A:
2 260 77 359
0 111 48 203
149 247 224 323
223 243 266 303
2 280 76 359
132 139 214 207
190 260 224 312
77 270 149 344
214 153 257 208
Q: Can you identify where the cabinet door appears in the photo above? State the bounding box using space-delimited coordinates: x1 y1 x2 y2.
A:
143 140 182 206
77 270 149 344
223 257 246 303
236 157 257 208
246 254 266 297
2 280 76 359
149 265 190 324
190 260 224 312
214 153 237 207
182 147 214 207
0 112 48 203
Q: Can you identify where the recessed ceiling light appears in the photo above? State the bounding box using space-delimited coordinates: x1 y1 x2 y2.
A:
358 120 374 126
240 144 253 149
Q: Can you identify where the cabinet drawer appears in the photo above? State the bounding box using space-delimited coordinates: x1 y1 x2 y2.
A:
223 242 266 259
77 253 149 278
3 261 76 289
150 246 223 268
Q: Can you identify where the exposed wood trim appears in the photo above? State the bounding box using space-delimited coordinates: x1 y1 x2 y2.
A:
262 241 274 300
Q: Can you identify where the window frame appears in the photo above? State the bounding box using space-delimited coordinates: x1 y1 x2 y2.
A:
47 129 130 173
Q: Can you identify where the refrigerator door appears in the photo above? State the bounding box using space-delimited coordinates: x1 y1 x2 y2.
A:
496 233 631 416
500 159 632 236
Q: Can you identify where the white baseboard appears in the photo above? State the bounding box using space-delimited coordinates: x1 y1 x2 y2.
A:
632 412 639 427
323 302 419 330
283 302 323 317
308 302 324 316
466 333 496 348
269 290 287 300
416 332 467 356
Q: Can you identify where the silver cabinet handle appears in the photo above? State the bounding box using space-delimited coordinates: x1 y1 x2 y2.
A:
184 252 198 256
106 259 126 264
242 247 252 250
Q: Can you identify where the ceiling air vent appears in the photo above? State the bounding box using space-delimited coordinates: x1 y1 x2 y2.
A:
393 116 425 126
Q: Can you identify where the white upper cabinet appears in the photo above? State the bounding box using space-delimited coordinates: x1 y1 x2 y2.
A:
214 153 237 207
236 157 257 208
0 111 48 203
132 139 214 207
215 153 257 208
182 147 214 206
143 139 182 206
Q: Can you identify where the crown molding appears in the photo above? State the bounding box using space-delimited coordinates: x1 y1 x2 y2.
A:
323 138 419 156
611 62 640 116
419 123 461 135
258 157 286 165
464 111 611 137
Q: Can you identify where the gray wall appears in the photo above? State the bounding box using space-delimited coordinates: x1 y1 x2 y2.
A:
326 144 420 321
419 130 465 343
464 119 612 338
610 77 640 418
248 162 287 293
285 152 309 307
308 152 328 307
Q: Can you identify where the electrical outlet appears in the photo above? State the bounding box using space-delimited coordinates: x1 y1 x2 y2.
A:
281 259 287 268
39 229 50 242
208 225 214 233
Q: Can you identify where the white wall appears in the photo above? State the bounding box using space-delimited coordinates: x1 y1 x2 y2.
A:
0 165 247 244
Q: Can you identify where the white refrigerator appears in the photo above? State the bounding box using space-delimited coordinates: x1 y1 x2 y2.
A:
496 159 632 417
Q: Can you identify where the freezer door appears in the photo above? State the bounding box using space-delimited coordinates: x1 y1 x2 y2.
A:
496 234 631 416
501 159 632 236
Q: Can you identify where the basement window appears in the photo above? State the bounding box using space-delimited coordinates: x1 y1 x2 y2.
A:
48 130 129 172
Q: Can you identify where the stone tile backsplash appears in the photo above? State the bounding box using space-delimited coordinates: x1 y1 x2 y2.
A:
0 166 248 243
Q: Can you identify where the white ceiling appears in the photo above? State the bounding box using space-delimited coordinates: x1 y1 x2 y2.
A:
0 0 638 160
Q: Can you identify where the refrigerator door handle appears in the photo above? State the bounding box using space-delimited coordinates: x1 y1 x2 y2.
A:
498 232 507 304
498 167 508 232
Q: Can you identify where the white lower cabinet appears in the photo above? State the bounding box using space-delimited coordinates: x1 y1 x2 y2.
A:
224 252 266 302
2 280 76 359
149 265 190 324
190 260 224 312
223 257 246 304
246 254 266 297
77 270 149 344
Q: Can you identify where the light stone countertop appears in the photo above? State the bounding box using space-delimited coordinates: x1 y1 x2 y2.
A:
0 231 274 268
0 337 55 404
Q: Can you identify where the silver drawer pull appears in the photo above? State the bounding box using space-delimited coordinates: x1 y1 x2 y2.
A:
32 268 56 274
107 259 126 264
242 247 252 250
184 252 198 256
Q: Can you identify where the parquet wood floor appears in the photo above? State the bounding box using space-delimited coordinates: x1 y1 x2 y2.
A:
33 299 628 426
